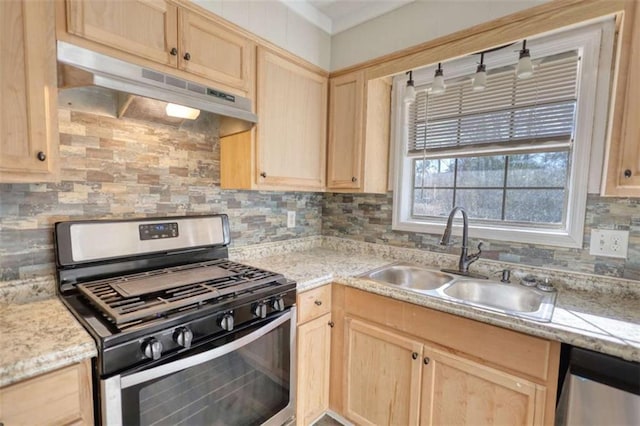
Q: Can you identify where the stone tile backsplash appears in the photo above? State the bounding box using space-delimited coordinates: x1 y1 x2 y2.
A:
322 192 640 280
1 109 638 283
0 110 322 280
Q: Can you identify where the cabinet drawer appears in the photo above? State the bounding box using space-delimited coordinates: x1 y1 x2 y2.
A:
297 285 331 324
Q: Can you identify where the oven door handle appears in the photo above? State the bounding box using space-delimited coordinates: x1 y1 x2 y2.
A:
120 310 292 388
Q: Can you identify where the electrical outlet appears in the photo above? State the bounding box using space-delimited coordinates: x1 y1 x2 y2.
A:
287 211 296 228
589 229 629 258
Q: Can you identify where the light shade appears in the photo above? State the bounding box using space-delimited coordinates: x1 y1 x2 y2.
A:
431 63 446 94
403 70 416 103
165 103 201 119
472 64 487 91
516 40 534 79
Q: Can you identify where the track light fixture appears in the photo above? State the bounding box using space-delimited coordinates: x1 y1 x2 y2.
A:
516 39 534 79
432 63 446 94
403 70 416 103
472 53 487 91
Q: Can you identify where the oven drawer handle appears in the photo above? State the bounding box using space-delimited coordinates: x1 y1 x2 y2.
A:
118 310 293 389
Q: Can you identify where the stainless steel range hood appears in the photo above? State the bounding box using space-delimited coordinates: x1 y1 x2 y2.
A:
57 41 257 136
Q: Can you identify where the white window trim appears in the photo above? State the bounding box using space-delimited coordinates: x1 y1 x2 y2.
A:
391 19 615 249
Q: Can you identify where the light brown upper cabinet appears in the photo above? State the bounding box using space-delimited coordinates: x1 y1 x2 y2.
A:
602 1 640 196
221 48 328 192
327 71 391 194
0 0 59 183
65 0 179 67
63 0 253 95
178 9 252 94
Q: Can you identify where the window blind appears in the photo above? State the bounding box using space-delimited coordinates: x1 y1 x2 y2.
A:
408 53 579 153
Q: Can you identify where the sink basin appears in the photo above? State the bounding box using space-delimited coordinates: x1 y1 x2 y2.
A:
440 279 556 321
362 264 455 291
361 263 556 322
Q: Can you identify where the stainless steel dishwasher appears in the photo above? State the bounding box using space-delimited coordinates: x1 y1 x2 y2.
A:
556 347 639 425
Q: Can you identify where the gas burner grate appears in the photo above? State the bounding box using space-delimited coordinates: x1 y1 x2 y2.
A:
77 259 284 326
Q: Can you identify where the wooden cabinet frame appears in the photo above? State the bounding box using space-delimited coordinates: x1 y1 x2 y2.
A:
329 285 560 426
0 0 59 183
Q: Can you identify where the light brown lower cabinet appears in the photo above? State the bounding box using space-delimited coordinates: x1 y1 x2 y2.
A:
297 312 332 425
344 318 422 425
421 346 545 425
343 322 546 426
296 285 332 426
334 286 560 426
0 359 93 425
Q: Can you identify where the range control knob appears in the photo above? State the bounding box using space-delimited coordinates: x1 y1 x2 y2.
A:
253 302 268 319
174 327 193 349
220 313 234 331
272 297 285 312
142 338 163 360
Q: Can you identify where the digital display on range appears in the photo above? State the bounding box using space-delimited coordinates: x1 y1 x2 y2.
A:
139 222 179 240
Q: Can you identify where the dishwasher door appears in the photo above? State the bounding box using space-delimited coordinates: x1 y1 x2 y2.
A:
556 347 640 426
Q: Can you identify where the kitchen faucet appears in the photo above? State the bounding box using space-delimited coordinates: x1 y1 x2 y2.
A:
440 206 487 278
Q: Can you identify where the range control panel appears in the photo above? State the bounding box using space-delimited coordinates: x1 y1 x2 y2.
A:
139 222 179 240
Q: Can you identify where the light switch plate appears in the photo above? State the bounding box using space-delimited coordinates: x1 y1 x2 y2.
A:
589 229 629 258
287 211 296 228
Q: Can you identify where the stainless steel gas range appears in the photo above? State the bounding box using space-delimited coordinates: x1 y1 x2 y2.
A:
54 214 296 426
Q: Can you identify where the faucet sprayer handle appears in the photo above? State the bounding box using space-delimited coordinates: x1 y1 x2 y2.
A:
467 242 484 264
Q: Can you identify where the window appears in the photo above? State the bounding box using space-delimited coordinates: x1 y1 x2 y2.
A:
392 20 614 248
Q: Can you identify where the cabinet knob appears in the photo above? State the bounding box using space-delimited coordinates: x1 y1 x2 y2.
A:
260 172 267 178
424 357 430 365
328 321 335 328
314 300 322 306
170 47 178 56
183 52 191 61
36 151 46 161
412 352 418 360
624 169 632 178
351 176 357 183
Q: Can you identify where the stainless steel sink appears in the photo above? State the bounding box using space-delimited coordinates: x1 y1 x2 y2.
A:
439 279 556 321
362 264 455 291
361 263 556 322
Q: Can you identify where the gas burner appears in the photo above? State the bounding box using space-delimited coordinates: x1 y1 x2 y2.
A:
77 259 284 326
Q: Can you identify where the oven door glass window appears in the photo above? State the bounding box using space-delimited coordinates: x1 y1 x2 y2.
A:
118 316 292 426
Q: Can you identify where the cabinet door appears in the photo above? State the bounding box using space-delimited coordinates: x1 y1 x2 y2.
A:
0 360 93 425
327 72 364 190
179 9 253 93
344 317 422 426
297 313 332 426
611 2 640 193
66 0 178 66
0 0 59 182
420 347 544 426
256 49 327 190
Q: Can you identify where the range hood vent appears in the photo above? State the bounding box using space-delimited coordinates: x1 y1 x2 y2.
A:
57 41 257 136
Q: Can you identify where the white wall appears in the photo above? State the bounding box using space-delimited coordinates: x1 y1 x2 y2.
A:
192 0 331 70
330 0 550 71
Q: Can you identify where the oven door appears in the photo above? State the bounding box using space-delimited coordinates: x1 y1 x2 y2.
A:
101 308 296 426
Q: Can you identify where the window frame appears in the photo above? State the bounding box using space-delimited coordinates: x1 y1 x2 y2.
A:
391 19 615 248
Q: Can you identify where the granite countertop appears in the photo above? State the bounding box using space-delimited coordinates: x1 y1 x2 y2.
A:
237 244 640 363
0 297 97 387
1 236 638 388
